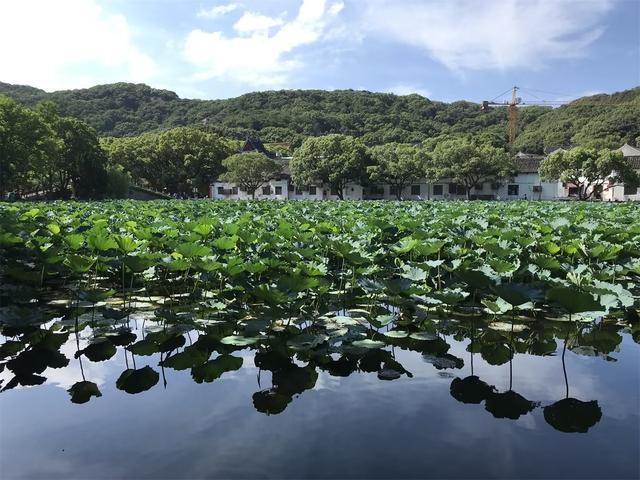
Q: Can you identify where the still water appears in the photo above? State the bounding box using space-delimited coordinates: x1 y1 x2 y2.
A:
1 317 639 479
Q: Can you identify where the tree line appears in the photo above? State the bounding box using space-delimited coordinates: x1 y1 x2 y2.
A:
0 96 112 199
2 95 636 201
0 96 236 199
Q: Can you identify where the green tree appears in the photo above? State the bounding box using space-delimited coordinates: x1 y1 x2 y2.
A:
0 96 57 197
426 137 514 199
219 152 281 199
539 147 638 200
291 134 367 199
34 102 107 198
156 127 232 195
104 165 131 198
101 127 233 195
57 117 107 198
367 143 428 199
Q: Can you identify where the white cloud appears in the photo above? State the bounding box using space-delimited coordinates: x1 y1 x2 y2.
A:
364 0 614 72
0 0 156 91
184 0 345 87
386 84 432 98
197 3 240 19
329 1 345 15
233 12 284 33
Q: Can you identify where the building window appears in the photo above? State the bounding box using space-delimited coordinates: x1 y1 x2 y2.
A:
275 186 282 195
433 184 444 196
532 185 542 193
231 186 238 195
330 186 338 196
389 185 399 196
217 186 224 194
411 185 421 195
369 185 384 195
507 184 519 196
568 187 579 197
288 183 295 192
624 184 638 195
262 185 271 195
309 186 317 195
449 183 465 195
295 186 303 195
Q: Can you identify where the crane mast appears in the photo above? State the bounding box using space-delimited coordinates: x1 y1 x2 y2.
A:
507 86 519 146
482 86 522 146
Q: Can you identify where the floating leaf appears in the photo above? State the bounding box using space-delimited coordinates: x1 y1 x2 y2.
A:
352 339 386 349
383 330 408 338
220 335 261 346
409 332 438 341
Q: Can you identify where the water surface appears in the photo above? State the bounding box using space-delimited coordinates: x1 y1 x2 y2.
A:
1 318 638 479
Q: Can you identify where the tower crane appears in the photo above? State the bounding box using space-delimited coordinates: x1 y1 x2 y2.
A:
481 86 568 145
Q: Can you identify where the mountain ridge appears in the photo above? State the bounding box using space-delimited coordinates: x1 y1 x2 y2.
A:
1 81 638 153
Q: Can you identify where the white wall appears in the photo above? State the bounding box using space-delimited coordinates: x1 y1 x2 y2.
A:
493 173 564 200
210 173 630 202
324 183 363 200
288 184 324 200
210 179 288 200
603 183 640 201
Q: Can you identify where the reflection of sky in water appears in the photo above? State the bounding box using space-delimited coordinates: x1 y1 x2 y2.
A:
1 328 638 479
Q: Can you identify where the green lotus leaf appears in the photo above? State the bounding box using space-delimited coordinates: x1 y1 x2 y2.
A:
287 333 329 350
212 235 238 250
482 297 513 315
370 314 397 328
115 235 140 254
79 288 116 302
383 330 408 338
65 254 95 273
220 335 261 346
547 287 604 314
87 233 117 251
352 339 386 349
123 255 153 273
409 332 438 341
457 270 493 291
400 266 427 282
176 242 211 258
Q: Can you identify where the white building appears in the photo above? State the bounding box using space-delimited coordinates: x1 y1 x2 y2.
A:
602 144 640 201
209 141 640 202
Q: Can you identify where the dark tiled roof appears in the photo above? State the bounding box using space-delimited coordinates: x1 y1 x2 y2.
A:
242 136 275 158
619 143 640 157
627 156 640 169
276 158 292 176
514 152 543 173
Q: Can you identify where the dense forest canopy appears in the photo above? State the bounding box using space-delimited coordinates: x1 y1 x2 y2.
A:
1 82 638 153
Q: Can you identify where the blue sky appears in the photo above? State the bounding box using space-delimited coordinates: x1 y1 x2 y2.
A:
0 0 638 103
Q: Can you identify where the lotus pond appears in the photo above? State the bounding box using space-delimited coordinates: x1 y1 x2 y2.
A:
0 200 639 479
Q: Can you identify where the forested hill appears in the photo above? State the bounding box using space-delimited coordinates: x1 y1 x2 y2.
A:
1 81 638 153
